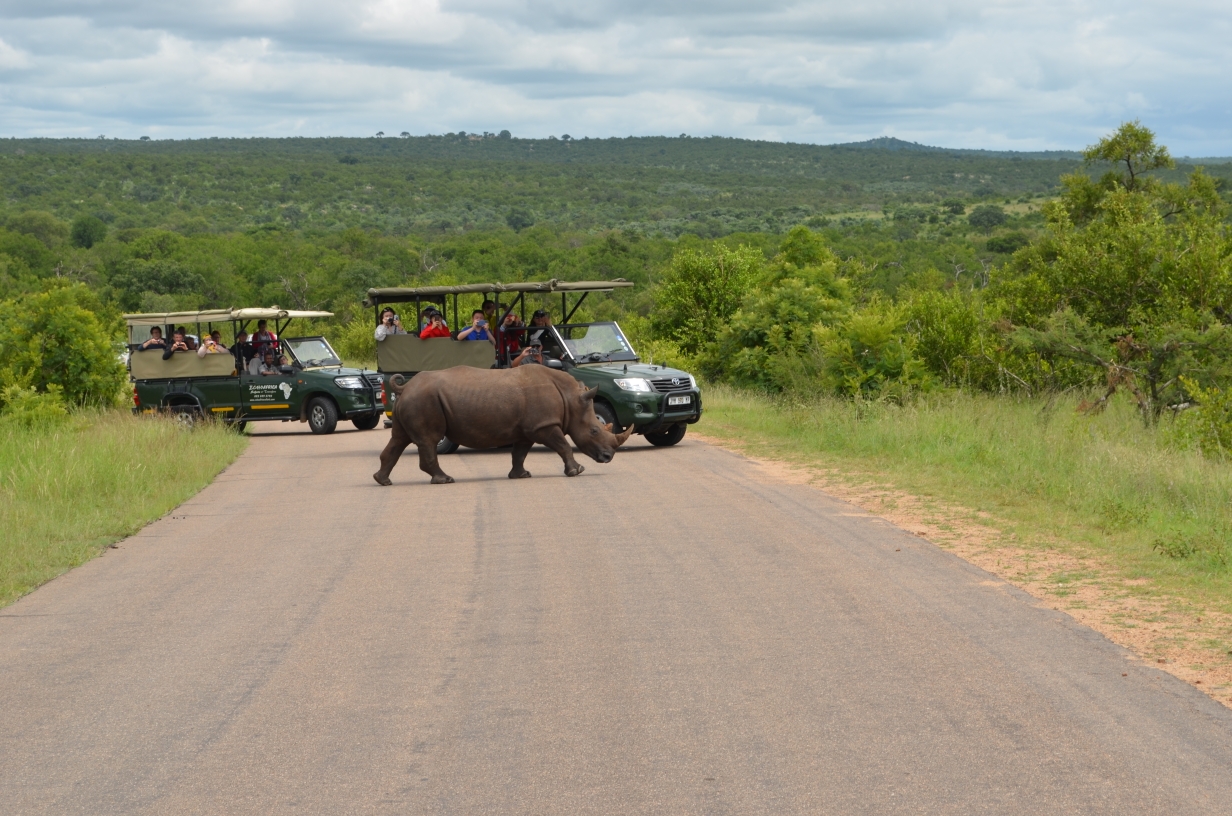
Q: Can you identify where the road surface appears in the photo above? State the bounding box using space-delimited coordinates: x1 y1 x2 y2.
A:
2 425 1231 814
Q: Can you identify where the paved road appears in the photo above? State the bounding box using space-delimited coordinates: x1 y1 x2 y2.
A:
2 425 1231 814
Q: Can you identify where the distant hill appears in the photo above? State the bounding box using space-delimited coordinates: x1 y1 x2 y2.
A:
835 137 1083 162
0 134 1226 236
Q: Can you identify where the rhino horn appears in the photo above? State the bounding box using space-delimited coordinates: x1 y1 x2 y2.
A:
615 426 634 447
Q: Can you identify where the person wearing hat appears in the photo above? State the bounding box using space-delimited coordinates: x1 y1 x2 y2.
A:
528 309 553 346
419 309 451 339
511 340 545 368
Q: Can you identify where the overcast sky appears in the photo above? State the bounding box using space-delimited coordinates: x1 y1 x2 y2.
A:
0 0 1228 154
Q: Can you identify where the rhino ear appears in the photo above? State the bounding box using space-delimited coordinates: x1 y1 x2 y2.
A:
580 386 599 402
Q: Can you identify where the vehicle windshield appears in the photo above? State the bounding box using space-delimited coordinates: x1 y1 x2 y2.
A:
286 337 342 368
559 322 638 363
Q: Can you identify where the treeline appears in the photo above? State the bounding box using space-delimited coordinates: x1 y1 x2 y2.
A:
0 134 1114 237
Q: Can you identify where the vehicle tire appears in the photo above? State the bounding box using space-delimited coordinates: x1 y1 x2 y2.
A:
592 401 624 433
645 423 686 447
170 404 200 429
230 420 248 434
352 413 380 431
436 436 460 455
307 397 339 435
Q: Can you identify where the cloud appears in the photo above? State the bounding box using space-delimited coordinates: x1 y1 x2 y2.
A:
0 0 1228 153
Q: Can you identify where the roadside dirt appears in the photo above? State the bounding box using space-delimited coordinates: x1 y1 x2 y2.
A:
694 432 1232 711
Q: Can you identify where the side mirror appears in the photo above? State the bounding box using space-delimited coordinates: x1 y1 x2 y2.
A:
547 359 564 369
280 365 295 375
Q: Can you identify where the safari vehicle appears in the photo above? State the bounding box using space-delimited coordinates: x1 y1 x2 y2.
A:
126 308 383 434
364 279 701 448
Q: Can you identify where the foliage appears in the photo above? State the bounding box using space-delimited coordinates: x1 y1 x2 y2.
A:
652 243 761 356
0 284 125 407
1171 377 1232 458
0 384 70 429
332 317 378 365
70 215 107 249
968 204 1008 231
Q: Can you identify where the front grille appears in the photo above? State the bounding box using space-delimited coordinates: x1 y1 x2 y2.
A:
650 377 692 393
364 373 383 389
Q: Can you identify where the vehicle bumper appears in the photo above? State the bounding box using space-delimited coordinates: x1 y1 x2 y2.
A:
612 390 702 433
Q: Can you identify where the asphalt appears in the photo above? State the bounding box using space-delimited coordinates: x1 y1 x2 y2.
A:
2 423 1231 815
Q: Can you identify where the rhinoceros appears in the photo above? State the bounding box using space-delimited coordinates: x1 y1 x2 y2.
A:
373 365 633 485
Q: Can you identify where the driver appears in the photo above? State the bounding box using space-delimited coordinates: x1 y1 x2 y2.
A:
511 340 545 368
257 348 287 376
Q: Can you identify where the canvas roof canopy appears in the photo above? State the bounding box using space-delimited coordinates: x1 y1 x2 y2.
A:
125 308 333 327
364 279 633 306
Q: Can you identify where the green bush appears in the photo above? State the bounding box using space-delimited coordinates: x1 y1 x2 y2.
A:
0 284 125 407
651 243 761 355
0 384 70 429
331 317 377 364
1172 377 1232 458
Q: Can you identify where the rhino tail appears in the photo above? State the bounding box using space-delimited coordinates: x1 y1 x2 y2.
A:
389 373 410 395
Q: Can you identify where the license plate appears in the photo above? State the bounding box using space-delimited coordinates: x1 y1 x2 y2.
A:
667 395 692 406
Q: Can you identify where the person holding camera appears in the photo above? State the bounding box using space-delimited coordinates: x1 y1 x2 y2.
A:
375 307 406 342
419 310 451 339
511 340 546 368
162 328 191 360
457 310 495 345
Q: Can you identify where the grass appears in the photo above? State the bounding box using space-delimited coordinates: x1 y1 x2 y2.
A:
698 385 1232 616
0 412 248 607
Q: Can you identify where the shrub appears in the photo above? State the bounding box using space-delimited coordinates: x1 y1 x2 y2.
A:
1172 377 1232 457
968 204 1008 231
0 285 125 407
652 244 761 355
331 317 377 364
70 215 108 249
0 384 70 429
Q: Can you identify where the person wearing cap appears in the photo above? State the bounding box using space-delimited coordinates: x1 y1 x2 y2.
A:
528 309 554 345
197 331 228 356
511 341 546 368
419 310 452 339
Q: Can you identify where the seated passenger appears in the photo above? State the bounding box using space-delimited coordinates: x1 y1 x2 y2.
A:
419 310 451 339
176 327 198 351
257 348 283 376
140 327 167 351
162 328 191 360
528 309 554 345
197 332 228 356
511 341 545 368
457 310 495 344
497 311 523 364
375 307 407 341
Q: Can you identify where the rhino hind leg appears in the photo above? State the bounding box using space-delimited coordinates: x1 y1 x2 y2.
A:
509 441 533 479
416 437 455 484
538 426 585 477
373 423 413 486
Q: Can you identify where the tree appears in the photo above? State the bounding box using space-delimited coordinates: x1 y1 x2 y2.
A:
71 215 108 249
968 204 1007 231
1083 120 1173 192
652 244 761 355
7 211 69 249
0 284 124 407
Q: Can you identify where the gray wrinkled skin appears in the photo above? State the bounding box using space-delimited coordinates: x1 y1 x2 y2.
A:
374 366 633 485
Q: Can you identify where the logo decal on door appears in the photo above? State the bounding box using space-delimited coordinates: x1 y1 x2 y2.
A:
279 382 293 399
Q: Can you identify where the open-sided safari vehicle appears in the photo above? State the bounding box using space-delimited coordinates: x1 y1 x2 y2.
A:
126 308 383 434
364 279 702 448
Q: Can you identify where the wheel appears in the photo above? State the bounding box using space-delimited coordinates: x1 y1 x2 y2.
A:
170 405 199 429
229 420 248 434
307 397 338 435
645 423 686 447
352 413 380 431
436 436 460 455
593 401 623 433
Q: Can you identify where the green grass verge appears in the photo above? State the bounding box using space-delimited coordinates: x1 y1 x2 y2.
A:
698 385 1232 615
0 412 248 607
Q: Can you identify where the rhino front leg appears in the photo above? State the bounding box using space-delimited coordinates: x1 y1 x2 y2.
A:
417 439 455 484
509 441 533 479
538 426 585 477
373 423 412 486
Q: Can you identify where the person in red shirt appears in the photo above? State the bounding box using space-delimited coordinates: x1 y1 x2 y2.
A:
496 309 523 365
419 310 451 339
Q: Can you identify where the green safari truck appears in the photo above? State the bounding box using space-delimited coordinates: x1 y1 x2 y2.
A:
127 308 383 434
364 279 702 448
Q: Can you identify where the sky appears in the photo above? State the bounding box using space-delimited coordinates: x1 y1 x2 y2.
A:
0 0 1229 154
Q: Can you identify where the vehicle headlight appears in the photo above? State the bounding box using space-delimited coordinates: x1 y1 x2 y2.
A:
614 378 652 392
688 375 698 389
334 376 366 390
